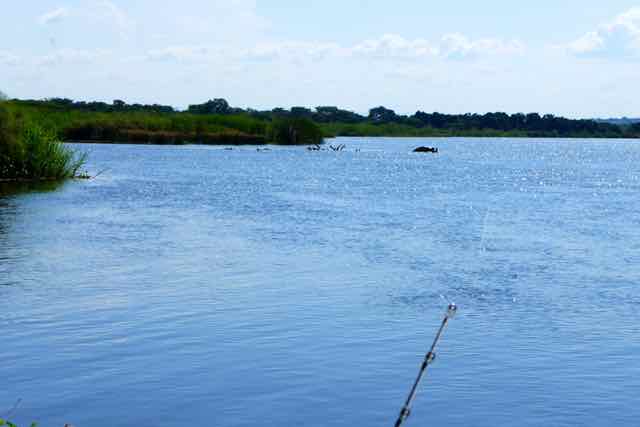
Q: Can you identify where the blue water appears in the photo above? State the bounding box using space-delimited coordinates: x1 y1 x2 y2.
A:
1 138 639 427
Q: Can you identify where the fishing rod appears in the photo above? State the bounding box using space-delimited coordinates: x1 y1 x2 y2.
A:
393 302 458 427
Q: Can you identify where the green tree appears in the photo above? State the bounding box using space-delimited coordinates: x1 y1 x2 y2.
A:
290 106 313 118
188 98 231 114
368 106 397 123
267 117 323 145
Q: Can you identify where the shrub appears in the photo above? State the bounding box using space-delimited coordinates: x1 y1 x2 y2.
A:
0 417 37 427
0 104 87 180
267 117 324 145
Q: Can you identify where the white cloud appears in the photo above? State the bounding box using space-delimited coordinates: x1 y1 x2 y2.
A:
37 49 111 66
146 46 219 62
351 34 437 59
243 42 345 62
38 7 70 25
0 51 21 66
439 33 525 59
36 2 135 40
349 33 522 61
567 32 604 55
566 7 640 58
88 0 135 39
146 0 269 46
144 33 523 66
142 42 343 65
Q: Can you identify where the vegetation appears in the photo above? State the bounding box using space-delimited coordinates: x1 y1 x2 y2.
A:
267 117 324 145
2 97 638 146
0 418 37 427
245 102 638 139
597 117 640 126
4 100 268 145
0 103 87 181
318 109 636 138
3 99 326 145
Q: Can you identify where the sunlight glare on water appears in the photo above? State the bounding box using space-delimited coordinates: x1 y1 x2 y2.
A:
1 137 639 427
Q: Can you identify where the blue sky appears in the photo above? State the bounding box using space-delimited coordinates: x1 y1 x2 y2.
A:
1 1 640 117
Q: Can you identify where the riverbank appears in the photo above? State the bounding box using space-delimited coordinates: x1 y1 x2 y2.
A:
3 100 324 146
4 99 639 145
0 104 88 181
321 122 637 139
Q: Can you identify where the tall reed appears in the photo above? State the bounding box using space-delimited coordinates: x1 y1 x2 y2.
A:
0 104 87 181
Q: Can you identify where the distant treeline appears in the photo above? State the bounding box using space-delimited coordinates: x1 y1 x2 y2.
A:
5 97 640 141
4 98 324 145
184 98 640 138
596 117 640 126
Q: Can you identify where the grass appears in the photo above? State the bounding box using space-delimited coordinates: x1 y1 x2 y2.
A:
5 98 640 143
0 419 37 427
0 104 87 181
3 101 326 146
319 121 632 139
5 101 269 144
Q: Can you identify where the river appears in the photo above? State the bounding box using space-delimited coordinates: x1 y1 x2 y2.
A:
1 137 639 426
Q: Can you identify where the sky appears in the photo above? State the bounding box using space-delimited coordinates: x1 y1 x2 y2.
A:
1 0 640 118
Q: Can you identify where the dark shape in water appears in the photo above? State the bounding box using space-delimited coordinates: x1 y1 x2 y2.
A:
413 146 439 153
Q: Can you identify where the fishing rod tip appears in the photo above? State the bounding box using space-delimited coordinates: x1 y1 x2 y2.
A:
446 303 458 319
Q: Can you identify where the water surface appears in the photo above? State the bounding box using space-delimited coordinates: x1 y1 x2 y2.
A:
1 137 639 427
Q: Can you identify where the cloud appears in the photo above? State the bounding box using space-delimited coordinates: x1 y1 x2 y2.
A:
351 34 437 59
37 2 135 39
88 0 135 39
144 33 523 66
439 33 525 59
243 42 345 62
349 33 523 61
37 49 111 66
146 46 218 62
0 51 21 66
142 42 342 65
38 7 71 25
147 0 269 46
566 7 640 58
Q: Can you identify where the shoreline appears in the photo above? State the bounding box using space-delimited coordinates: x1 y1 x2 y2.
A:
60 134 640 146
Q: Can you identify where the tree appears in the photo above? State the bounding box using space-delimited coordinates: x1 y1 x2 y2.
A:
267 117 323 145
525 113 542 130
290 106 313 118
368 106 397 123
271 107 289 117
113 99 126 110
0 90 7 101
47 97 74 106
188 98 231 115
315 106 365 123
